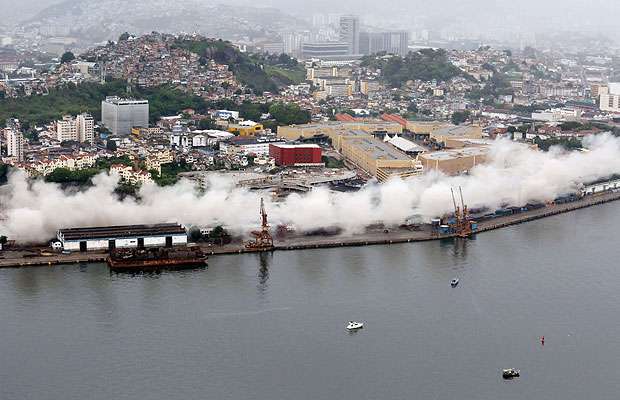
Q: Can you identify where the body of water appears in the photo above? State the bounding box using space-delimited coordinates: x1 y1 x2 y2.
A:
2 203 620 399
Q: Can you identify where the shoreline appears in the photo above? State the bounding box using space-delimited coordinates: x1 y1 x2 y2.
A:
2 190 620 269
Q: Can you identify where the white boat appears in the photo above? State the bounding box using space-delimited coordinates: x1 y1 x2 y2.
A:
502 368 520 379
346 321 364 330
451 278 459 287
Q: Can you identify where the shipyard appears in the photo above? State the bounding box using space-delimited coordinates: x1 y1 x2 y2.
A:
1 177 619 269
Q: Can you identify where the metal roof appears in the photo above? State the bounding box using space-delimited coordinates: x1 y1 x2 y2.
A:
58 223 186 241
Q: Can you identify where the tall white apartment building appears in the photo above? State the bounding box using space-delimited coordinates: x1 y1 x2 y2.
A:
599 84 620 113
77 113 94 144
6 127 25 162
56 113 95 144
56 115 78 142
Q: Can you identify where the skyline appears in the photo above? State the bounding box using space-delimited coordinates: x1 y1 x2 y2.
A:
1 0 620 40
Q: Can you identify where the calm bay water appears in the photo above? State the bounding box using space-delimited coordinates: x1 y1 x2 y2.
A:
2 202 620 400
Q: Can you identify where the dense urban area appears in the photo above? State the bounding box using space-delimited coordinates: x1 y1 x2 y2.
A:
2 11 620 256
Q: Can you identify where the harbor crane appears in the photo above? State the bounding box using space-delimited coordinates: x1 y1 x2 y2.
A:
450 187 474 238
245 198 274 251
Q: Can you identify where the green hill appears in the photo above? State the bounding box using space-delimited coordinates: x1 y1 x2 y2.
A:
0 80 207 127
361 49 467 87
174 38 291 94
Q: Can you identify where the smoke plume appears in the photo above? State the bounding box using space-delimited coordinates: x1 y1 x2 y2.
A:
2 134 620 243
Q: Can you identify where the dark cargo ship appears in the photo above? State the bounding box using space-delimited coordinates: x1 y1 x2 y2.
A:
107 247 207 270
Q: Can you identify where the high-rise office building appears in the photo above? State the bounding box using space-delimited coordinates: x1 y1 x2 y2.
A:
282 31 312 57
101 96 149 136
339 15 360 55
359 31 410 56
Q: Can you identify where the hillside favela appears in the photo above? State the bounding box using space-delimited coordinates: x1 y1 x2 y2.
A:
2 1 620 399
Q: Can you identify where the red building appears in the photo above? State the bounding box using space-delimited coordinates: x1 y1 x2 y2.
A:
269 144 322 166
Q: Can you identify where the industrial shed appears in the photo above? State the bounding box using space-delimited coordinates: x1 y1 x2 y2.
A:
57 223 188 252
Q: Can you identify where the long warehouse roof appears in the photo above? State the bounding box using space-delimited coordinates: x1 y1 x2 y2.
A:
58 223 186 241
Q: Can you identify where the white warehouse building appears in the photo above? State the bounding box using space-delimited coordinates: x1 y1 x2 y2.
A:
56 223 188 252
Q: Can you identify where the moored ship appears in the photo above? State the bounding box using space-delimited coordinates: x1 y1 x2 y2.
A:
107 246 207 270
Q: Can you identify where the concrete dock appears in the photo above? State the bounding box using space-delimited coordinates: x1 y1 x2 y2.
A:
2 190 620 268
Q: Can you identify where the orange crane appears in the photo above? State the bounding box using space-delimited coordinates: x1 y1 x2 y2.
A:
450 187 474 238
245 198 274 251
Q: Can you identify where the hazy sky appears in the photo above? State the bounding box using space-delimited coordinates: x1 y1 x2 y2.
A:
1 0 620 37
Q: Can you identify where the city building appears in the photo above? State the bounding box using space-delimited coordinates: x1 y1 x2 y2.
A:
221 136 285 156
226 121 264 137
110 164 154 185
339 15 360 55
56 115 78 142
277 121 403 141
101 96 149 136
5 125 25 162
418 147 489 175
301 42 350 60
77 113 95 144
360 79 382 96
339 134 420 181
269 143 323 166
599 85 620 113
56 114 95 144
428 125 484 147
56 223 188 252
131 126 163 137
261 42 284 54
359 31 410 56
282 31 311 57
531 108 582 122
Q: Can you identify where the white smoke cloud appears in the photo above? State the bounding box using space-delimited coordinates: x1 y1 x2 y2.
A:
3 134 620 243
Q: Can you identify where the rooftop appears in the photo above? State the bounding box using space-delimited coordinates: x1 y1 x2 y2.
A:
103 96 149 105
421 147 488 161
433 125 481 137
347 137 411 161
271 143 321 149
58 223 186 241
386 136 426 153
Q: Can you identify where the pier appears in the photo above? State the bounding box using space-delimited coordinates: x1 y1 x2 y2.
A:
2 190 620 268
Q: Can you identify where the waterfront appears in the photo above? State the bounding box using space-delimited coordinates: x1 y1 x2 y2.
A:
3 202 620 399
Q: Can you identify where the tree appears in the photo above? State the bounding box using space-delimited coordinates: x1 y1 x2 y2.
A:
106 140 118 152
268 102 311 125
118 32 131 42
60 52 75 64
0 163 9 184
114 182 141 200
360 49 465 88
451 110 471 125
188 227 203 242
239 101 268 121
198 118 216 130
45 168 98 185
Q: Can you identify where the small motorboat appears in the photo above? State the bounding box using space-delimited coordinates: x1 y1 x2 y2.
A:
346 321 364 330
451 278 459 287
502 368 520 379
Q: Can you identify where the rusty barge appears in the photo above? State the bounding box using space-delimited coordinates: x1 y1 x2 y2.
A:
106 247 207 271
